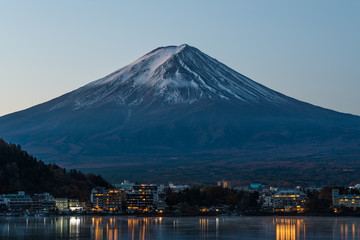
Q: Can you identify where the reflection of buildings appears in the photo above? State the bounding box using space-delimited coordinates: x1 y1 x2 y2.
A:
332 189 360 210
273 218 306 240
333 219 360 240
61 217 162 240
273 190 307 212
274 218 360 240
199 218 209 238
127 218 155 240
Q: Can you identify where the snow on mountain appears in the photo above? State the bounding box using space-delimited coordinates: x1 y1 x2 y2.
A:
50 44 290 111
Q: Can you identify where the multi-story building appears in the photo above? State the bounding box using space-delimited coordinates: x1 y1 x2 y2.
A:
1 192 57 213
332 189 360 210
2 191 33 212
260 194 274 211
69 199 83 211
90 188 125 211
103 190 125 211
0 192 84 213
91 187 105 210
32 193 56 212
126 184 158 212
55 198 69 211
272 190 307 212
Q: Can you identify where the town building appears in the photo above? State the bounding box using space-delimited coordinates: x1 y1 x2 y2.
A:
126 184 158 212
91 187 106 210
2 191 33 212
0 192 57 213
272 190 307 212
332 189 360 210
90 187 125 211
260 193 274 211
103 190 125 211
32 193 56 212
69 199 83 211
55 198 69 211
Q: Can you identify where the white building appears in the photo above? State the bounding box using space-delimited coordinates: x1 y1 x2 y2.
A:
333 189 360 210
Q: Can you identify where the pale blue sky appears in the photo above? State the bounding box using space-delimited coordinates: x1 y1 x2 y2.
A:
0 1 359 116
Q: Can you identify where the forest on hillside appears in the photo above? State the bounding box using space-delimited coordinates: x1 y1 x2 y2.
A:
0 139 112 201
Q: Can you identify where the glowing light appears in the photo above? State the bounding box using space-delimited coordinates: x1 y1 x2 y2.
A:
70 217 80 226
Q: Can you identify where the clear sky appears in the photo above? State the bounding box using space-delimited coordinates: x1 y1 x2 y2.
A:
0 1 359 116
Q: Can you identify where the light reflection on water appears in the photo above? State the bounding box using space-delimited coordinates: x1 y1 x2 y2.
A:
334 219 360 240
1 216 360 239
273 218 305 240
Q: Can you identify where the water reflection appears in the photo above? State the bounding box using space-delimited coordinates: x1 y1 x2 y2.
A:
1 216 360 239
199 218 209 237
273 218 305 240
334 219 360 240
69 217 80 238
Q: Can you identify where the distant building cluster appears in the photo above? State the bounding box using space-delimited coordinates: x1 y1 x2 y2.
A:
2 180 360 215
91 184 162 213
258 185 360 213
0 191 82 214
0 181 191 215
89 180 189 213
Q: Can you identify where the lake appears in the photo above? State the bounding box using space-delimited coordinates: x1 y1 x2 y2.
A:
0 216 360 239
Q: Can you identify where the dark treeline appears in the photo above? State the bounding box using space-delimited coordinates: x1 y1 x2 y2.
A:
0 139 112 201
165 186 260 214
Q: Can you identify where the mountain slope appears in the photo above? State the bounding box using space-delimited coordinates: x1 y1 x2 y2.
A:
1 44 360 184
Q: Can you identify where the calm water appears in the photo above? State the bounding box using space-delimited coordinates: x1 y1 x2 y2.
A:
0 216 360 240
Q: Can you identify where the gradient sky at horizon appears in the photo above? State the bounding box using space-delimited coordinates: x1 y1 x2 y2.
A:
0 1 359 116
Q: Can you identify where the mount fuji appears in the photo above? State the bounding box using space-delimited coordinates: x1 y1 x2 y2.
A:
1 44 360 184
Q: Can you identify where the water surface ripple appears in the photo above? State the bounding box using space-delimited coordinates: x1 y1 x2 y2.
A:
1 216 359 239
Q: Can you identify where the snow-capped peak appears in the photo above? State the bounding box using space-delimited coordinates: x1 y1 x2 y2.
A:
51 44 290 110
89 44 189 87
